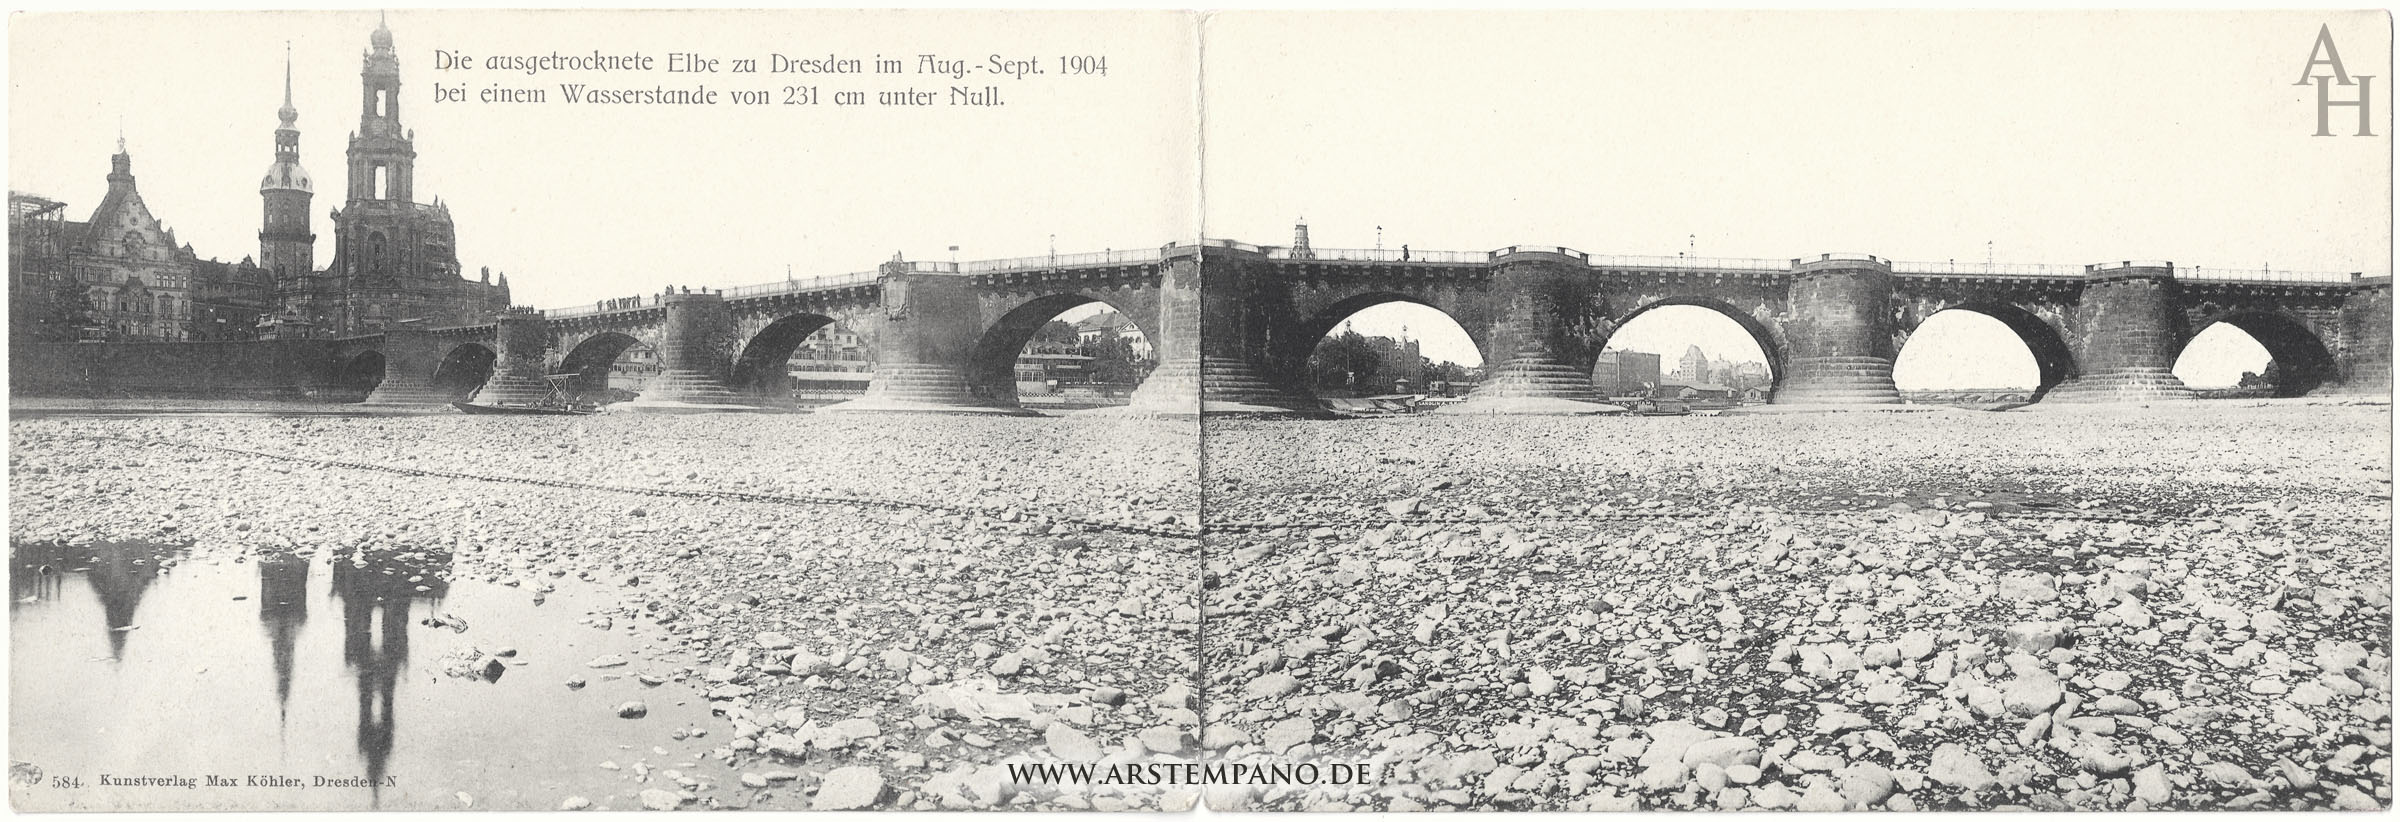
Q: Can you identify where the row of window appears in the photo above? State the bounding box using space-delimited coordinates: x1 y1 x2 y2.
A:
76 268 187 289
91 289 183 318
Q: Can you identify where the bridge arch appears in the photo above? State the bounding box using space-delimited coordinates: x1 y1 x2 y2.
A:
967 294 1157 406
337 351 386 397
730 314 841 396
559 332 644 398
1895 303 2076 400
1599 297 1785 396
429 342 496 400
2178 311 2336 397
1275 292 1491 388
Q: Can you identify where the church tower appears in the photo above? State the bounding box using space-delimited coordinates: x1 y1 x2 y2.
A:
347 14 413 204
313 16 495 335
259 45 315 284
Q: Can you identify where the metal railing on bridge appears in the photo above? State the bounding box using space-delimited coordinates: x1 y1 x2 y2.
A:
540 269 881 317
1587 253 1787 271
962 247 1163 273
1890 260 2366 283
540 303 622 319
1267 246 1489 264
2170 266 2364 284
1889 260 2091 277
722 269 882 297
535 249 1167 318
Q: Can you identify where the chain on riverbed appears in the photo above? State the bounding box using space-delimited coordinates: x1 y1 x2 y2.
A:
1200 508 2176 532
59 434 1202 544
44 435 2385 542
1205 504 2388 533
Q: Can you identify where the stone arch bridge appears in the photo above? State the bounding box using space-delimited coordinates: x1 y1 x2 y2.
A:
1200 242 2389 412
336 249 1198 414
325 240 2389 414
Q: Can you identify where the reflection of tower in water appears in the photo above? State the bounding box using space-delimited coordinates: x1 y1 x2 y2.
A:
84 547 165 660
256 552 310 722
328 548 449 807
12 543 169 660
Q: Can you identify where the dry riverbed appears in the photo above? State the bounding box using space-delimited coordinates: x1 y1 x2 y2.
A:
10 413 1200 811
1199 404 2392 811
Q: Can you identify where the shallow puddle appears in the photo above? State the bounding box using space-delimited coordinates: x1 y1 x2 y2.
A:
8 542 748 811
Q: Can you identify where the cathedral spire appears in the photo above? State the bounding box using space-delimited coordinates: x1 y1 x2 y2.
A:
261 41 316 284
278 43 298 127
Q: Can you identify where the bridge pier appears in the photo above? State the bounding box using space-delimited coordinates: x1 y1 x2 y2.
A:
2331 281 2392 394
620 291 756 412
358 328 453 406
1773 255 1902 406
1439 248 1616 415
2044 263 2194 403
467 310 552 406
1198 245 1328 415
1096 253 1204 415
823 261 1035 415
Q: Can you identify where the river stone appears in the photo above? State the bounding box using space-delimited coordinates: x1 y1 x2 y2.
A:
1138 725 1191 754
1997 571 2058 602
2131 763 2170 804
1246 672 1301 700
616 701 648 719
2001 676 2064 716
638 789 683 810
1263 717 1315 753
1046 722 1104 762
1201 725 1251 750
2201 761 2254 788
1928 743 1996 791
2091 695 2144 714
1897 629 1937 661
2003 621 2071 653
1796 779 1848 812
832 718 882 741
1637 721 1716 773
811 766 887 810
1839 762 1896 808
1683 736 1760 770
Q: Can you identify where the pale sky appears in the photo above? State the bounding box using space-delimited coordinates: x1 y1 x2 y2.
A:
9 10 1197 309
1201 11 2386 272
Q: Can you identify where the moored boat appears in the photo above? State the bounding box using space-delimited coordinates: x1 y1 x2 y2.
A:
449 373 602 415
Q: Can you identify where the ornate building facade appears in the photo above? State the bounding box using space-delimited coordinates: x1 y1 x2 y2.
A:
272 19 509 337
63 144 199 342
11 20 509 344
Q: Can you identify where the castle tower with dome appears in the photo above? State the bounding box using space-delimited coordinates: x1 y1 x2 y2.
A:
259 45 315 289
